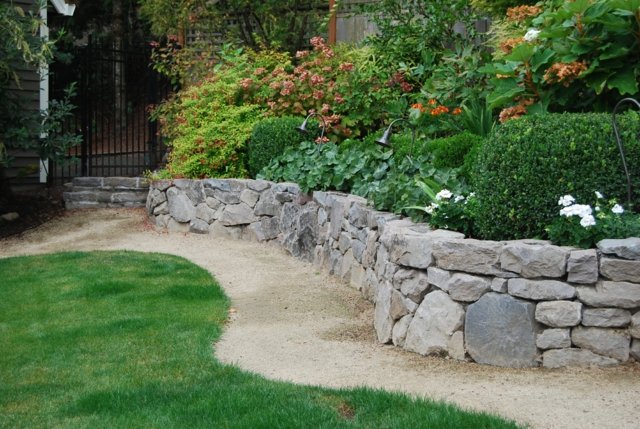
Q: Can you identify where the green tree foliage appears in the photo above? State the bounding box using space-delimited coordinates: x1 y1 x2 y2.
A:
0 1 80 196
361 0 478 68
138 0 327 54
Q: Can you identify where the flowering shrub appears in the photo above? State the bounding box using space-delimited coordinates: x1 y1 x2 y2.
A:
240 38 402 141
407 99 462 139
481 0 640 119
406 182 477 237
546 193 640 248
472 112 640 241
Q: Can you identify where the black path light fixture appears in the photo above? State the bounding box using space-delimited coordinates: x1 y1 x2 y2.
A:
611 97 639 208
297 112 328 141
376 117 416 157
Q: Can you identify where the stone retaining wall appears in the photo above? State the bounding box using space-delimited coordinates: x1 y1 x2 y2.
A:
146 178 640 368
63 177 149 209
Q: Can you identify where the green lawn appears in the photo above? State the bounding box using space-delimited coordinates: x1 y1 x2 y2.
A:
0 251 523 428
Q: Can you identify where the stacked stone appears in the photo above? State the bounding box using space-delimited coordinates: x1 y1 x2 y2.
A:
64 177 149 209
146 179 640 368
146 179 300 242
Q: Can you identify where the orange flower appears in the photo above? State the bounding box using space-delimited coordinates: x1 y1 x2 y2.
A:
428 99 437 106
452 107 462 115
543 61 588 87
506 5 542 22
430 105 449 116
411 103 426 113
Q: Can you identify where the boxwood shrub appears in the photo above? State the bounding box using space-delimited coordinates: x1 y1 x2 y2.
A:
248 116 317 177
472 112 640 240
427 132 485 171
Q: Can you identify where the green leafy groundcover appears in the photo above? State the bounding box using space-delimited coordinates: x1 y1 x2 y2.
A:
0 251 522 429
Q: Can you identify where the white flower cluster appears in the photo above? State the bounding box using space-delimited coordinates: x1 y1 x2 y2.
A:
557 193 625 229
435 189 453 200
424 203 439 214
524 28 541 42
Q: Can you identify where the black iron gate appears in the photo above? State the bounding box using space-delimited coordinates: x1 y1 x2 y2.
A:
50 39 171 183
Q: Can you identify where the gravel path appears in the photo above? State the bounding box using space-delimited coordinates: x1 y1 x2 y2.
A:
1 208 639 429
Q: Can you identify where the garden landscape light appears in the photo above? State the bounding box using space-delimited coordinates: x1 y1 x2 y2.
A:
611 97 639 208
297 112 327 141
375 118 416 157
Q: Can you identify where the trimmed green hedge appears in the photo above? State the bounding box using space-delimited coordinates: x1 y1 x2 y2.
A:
248 116 317 177
427 132 485 171
472 112 640 240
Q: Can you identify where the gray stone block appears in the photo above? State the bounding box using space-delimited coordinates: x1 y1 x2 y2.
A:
542 348 619 368
432 238 502 275
338 232 351 254
491 278 508 293
535 301 582 327
501 242 568 278
392 314 413 347
348 203 370 229
189 219 209 234
537 328 571 349
219 203 257 226
254 190 282 217
351 239 366 264
153 201 169 216
572 326 630 361
240 189 261 207
350 263 365 291
446 273 492 302
386 233 435 269
72 176 103 187
508 278 576 300
582 308 631 328
328 195 348 240
212 189 241 205
405 290 465 357
174 179 205 204
103 177 141 189
597 238 640 260
630 311 640 339
374 283 395 344
167 187 195 223
567 249 599 284
361 230 379 269
393 268 431 303
427 267 451 291
465 292 540 368
362 268 379 303
576 281 640 309
195 203 217 223
248 217 280 242
151 179 172 191
111 192 147 204
340 249 355 281
632 340 640 361
600 258 640 282
247 180 272 192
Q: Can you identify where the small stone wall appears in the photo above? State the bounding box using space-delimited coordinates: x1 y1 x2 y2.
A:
64 177 149 209
146 178 640 368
